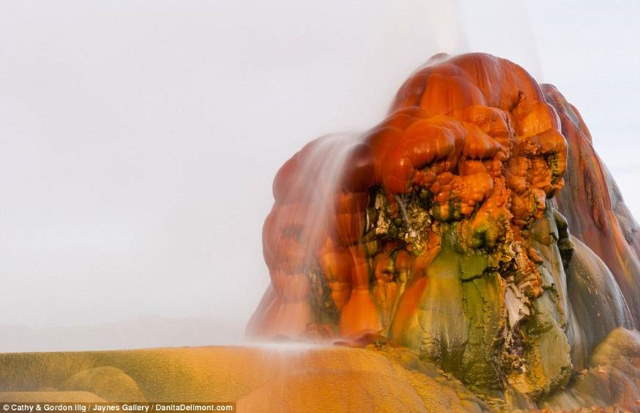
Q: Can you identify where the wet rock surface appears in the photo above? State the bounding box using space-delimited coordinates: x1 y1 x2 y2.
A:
247 53 640 409
2 53 640 412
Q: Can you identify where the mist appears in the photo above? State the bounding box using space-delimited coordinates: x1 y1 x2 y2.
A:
0 0 638 351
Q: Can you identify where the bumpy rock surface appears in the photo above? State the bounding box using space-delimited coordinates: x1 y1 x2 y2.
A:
61 366 146 401
2 53 640 413
248 53 640 409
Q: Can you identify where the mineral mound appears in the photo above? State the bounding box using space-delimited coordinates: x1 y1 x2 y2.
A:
3 53 640 413
248 52 640 407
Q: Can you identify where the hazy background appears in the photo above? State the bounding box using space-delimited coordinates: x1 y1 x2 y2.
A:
1 0 638 351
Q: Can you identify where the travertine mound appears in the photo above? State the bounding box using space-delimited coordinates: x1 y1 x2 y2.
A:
61 366 146 402
3 53 640 412
248 53 640 406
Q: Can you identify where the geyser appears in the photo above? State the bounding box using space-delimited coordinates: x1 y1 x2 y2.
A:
4 52 640 413
248 53 640 403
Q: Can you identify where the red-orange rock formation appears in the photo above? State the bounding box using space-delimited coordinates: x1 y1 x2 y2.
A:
2 53 640 413
545 84 640 323
248 53 639 402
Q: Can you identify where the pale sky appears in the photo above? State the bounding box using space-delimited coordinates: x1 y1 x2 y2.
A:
0 0 638 350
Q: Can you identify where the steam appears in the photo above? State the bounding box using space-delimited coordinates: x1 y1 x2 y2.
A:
0 0 604 352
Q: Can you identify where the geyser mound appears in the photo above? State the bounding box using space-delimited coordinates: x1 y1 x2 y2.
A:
3 53 640 412
249 53 640 404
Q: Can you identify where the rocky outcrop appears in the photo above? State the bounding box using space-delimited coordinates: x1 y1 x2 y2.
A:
2 53 639 412
545 84 640 326
543 328 640 412
248 53 640 408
